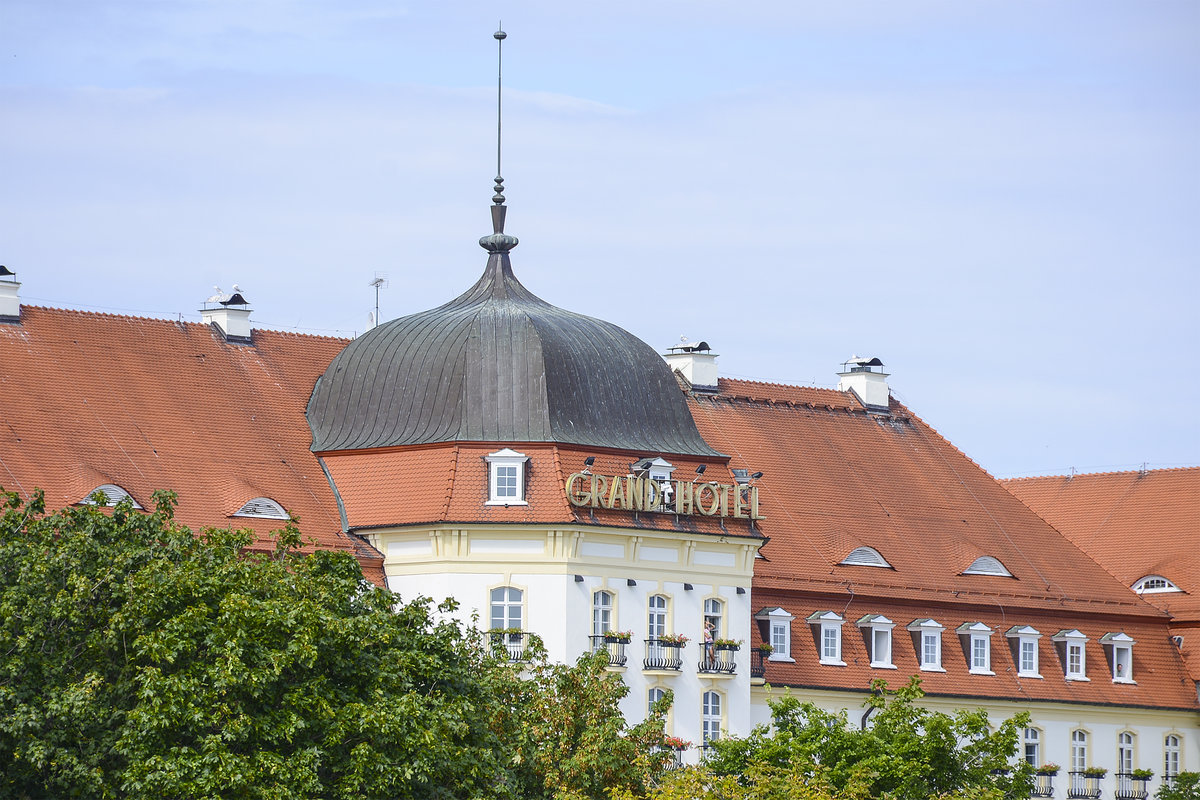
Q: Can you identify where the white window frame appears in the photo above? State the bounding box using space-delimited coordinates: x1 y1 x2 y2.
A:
485 448 528 505
592 589 614 637
232 496 288 519
754 607 795 662
963 555 1013 577
1006 625 1042 678
648 594 668 641
702 690 723 745
907 619 945 672
82 483 142 509
1118 731 1135 775
1165 734 1181 781
1133 575 1181 594
958 622 995 675
1071 729 1089 772
857 614 896 669
1024 727 1042 767
1053 629 1090 681
808 611 846 666
1101 632 1137 684
840 546 891 567
489 585 524 632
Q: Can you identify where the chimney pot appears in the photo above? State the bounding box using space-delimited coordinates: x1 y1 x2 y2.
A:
837 355 890 410
200 288 253 343
663 338 719 393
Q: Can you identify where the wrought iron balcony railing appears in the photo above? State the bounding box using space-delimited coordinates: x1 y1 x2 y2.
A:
1114 773 1150 800
643 638 684 671
589 635 628 667
697 647 737 675
1067 771 1103 799
750 649 767 679
1030 773 1055 797
489 630 530 661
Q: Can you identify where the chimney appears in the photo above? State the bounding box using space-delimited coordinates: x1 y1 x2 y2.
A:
0 266 20 323
837 355 890 410
200 286 253 344
664 339 718 393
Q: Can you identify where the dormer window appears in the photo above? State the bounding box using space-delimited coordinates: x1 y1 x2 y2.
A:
1006 625 1042 678
1133 575 1181 594
857 614 896 669
754 607 795 662
486 448 528 506
957 622 994 675
907 619 944 672
1052 629 1090 681
807 611 845 666
233 497 288 519
81 484 142 509
632 456 675 483
963 556 1012 577
840 546 891 568
1101 632 1136 683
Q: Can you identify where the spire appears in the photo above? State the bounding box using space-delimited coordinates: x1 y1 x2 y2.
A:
480 25 519 255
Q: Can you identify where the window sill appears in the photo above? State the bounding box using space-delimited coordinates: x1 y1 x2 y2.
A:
1112 677 1136 685
819 659 847 667
968 668 995 676
485 499 529 506
870 662 897 669
768 654 795 663
919 664 946 673
1066 675 1091 682
1017 672 1043 679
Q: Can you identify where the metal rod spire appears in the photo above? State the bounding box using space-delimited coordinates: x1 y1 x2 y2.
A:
493 25 506 207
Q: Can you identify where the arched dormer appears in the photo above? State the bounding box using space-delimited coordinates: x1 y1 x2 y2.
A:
232 497 289 520
963 555 1012 577
840 546 891 568
81 484 141 509
1132 575 1181 594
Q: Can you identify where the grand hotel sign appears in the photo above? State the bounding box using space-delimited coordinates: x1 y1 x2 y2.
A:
565 473 763 520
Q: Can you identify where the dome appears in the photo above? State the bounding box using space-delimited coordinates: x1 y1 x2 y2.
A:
306 250 721 457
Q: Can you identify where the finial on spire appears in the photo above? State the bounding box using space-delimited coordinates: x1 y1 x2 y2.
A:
481 24 519 254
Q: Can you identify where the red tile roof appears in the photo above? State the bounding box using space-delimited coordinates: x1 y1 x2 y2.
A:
0 306 383 583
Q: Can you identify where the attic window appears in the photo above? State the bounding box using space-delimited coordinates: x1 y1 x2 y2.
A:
82 484 142 509
1100 632 1136 684
963 556 1012 577
1132 575 1181 594
840 546 891 568
233 497 288 519
485 448 528 506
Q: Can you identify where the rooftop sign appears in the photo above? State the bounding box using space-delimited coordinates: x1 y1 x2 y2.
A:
565 473 762 520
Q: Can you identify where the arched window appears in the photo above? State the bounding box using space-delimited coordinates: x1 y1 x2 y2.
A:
702 691 722 744
1165 735 1181 783
648 595 668 640
703 598 724 639
1133 575 1181 594
81 484 141 509
840 546 891 567
593 590 614 637
1071 730 1089 772
1024 728 1041 767
648 687 667 714
1118 732 1135 775
233 497 288 519
963 555 1012 577
489 586 523 632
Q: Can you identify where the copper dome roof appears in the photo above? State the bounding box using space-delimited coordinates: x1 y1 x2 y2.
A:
306 251 721 457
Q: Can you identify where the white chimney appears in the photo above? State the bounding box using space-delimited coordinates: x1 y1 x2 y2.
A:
837 355 890 410
0 266 20 322
664 339 718 392
200 286 253 343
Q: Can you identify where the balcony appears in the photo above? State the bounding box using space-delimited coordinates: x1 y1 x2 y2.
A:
1067 771 1104 799
1030 774 1055 798
643 638 684 671
698 644 738 675
589 635 628 667
750 649 767 679
489 630 530 661
1114 773 1150 800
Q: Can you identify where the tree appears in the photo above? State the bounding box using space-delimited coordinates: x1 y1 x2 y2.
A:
0 489 512 799
699 677 1032 800
1158 773 1200 800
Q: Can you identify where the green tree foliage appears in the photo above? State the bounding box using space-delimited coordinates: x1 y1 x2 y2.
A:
0 489 512 799
698 677 1032 800
1158 773 1200 800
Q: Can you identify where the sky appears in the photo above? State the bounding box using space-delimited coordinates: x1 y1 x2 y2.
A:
2 1 1197 478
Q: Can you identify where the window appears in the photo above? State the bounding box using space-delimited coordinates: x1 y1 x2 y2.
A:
648 595 668 640
958 622 994 675
963 555 1013 577
703 598 724 639
857 614 895 668
1053 630 1089 681
1102 632 1136 683
1133 575 1181 594
81 484 142 509
840 546 891 568
648 687 667 713
1024 728 1041 767
702 691 722 744
233 496 288 519
593 590 614 637
485 448 528 505
490 586 523 632
1118 732 1135 774
1072 730 1089 772
808 611 845 666
1165 735 1181 783
1006 625 1042 678
908 619 944 672
755 607 795 661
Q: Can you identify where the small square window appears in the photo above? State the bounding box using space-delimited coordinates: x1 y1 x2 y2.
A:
485 448 529 505
957 622 994 675
809 611 845 666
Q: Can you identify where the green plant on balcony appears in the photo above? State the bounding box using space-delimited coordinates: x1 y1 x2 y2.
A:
606 630 632 643
658 633 689 645
1082 766 1108 778
1036 763 1061 776
756 642 774 654
1130 768 1153 780
713 638 742 650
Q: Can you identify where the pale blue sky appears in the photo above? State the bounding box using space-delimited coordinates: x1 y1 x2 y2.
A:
2 1 1197 477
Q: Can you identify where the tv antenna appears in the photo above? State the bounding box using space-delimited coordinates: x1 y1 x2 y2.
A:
369 273 388 327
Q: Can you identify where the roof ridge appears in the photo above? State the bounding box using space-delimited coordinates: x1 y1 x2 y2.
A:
720 376 842 393
1001 465 1200 483
20 304 351 344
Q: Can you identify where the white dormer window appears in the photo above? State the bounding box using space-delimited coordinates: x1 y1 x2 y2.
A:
81 484 142 509
1101 632 1136 683
233 497 288 519
808 611 845 666
755 607 795 662
963 556 1013 577
1053 629 1090 681
632 456 675 483
907 619 945 672
486 448 528 505
958 622 995 675
1133 575 1181 594
840 546 891 568
857 614 896 669
1006 625 1042 678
